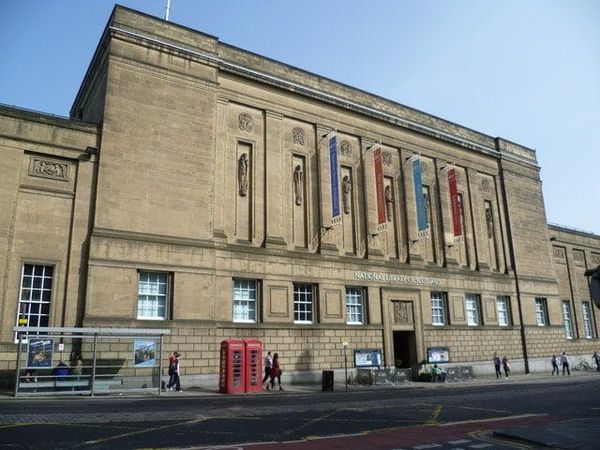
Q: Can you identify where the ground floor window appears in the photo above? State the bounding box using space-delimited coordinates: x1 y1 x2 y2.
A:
431 292 448 326
496 296 511 326
233 279 258 323
137 271 169 320
16 264 53 341
346 287 365 324
582 302 593 338
562 300 573 339
535 298 548 326
465 294 482 326
294 283 315 324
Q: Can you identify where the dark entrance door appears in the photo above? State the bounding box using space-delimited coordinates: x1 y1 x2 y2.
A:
393 331 417 368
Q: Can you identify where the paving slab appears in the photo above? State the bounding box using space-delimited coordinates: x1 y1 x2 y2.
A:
495 417 600 450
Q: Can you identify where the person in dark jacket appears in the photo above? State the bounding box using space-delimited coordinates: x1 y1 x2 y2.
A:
52 360 70 377
268 353 283 390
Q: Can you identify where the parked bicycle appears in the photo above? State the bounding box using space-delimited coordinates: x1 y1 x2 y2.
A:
573 358 593 371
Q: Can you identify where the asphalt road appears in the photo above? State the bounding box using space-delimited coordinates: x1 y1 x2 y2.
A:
1 375 599 449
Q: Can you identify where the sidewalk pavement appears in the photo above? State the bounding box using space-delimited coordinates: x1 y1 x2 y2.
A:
175 367 600 396
3 368 598 398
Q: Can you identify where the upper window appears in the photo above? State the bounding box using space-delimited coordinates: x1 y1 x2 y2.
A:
562 300 573 339
294 283 314 324
138 271 168 320
535 298 548 326
496 296 511 327
346 287 366 325
431 292 448 326
233 279 257 323
582 302 593 339
16 264 53 340
465 294 482 326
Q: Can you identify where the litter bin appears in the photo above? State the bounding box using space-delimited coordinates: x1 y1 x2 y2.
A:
322 370 334 391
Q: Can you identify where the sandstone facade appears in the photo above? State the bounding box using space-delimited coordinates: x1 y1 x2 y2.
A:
0 6 598 384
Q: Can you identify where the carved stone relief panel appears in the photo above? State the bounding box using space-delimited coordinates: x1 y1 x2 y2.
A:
573 249 585 266
553 246 567 264
292 127 305 146
382 151 392 167
392 301 413 324
340 140 353 158
29 157 69 181
592 253 600 265
481 177 491 194
238 113 253 132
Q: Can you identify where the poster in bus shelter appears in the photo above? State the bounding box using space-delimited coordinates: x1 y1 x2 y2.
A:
27 338 54 368
133 339 157 367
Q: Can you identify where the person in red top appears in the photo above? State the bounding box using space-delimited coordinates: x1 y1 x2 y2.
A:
268 352 283 390
167 352 181 391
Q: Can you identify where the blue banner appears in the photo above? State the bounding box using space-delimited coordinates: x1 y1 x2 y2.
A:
413 158 428 237
329 134 341 221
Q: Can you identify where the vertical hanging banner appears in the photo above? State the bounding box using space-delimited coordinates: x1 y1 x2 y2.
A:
412 156 429 238
328 133 341 224
448 167 463 242
373 145 387 231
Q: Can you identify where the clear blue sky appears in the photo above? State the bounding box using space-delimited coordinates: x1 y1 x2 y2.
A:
1 1 598 234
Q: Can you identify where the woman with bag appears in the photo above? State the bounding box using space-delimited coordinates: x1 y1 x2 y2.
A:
502 355 510 378
268 352 283 390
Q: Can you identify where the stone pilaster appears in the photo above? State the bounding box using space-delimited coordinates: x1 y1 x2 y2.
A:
213 97 228 239
264 110 286 247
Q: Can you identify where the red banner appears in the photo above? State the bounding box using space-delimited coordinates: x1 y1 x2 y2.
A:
448 168 462 238
373 146 386 226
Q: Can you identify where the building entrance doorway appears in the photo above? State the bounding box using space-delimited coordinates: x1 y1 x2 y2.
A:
393 331 417 368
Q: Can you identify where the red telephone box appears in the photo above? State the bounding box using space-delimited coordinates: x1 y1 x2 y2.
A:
244 339 263 393
219 339 245 394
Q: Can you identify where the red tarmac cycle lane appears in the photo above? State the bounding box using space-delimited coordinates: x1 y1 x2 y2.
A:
209 414 559 450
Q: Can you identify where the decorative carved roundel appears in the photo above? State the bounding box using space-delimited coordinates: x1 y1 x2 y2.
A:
382 151 392 167
340 140 352 157
292 127 305 146
238 113 253 132
481 178 491 193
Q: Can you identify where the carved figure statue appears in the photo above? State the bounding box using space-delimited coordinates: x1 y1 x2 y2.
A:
238 153 249 197
385 185 393 222
485 207 494 238
342 175 352 214
293 165 303 206
423 189 431 225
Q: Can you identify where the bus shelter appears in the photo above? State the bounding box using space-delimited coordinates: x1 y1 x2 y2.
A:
13 326 170 397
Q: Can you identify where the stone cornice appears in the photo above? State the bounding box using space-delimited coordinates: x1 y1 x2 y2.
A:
79 18 539 170
0 103 97 134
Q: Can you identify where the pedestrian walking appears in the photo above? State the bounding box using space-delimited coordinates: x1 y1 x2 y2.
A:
561 351 570 376
268 352 283 390
493 352 502 379
593 351 600 372
167 351 182 391
262 351 273 388
551 355 559 375
501 355 510 378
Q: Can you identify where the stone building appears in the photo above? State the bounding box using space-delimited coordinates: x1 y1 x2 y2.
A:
0 6 598 385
